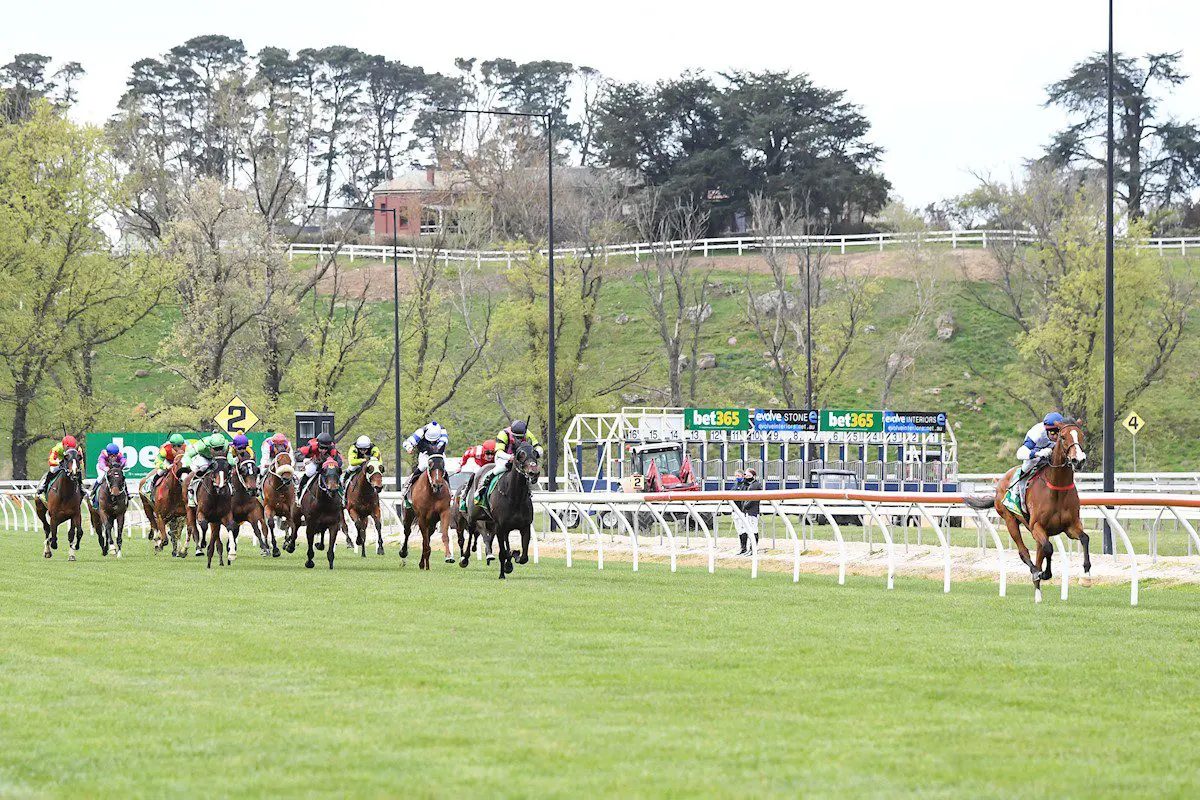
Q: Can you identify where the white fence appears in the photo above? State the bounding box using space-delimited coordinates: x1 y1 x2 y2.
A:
7 480 1200 606
288 229 1200 266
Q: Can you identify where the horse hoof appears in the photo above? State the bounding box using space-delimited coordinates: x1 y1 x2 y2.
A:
486 557 495 565
504 561 513 574
398 547 408 559
445 556 455 564
517 555 529 565
459 558 469 568
272 548 281 558
116 551 122 559
498 572 506 580
315 542 324 551
376 545 384 556
68 553 76 562
305 560 314 569
1035 588 1043 604
44 551 52 559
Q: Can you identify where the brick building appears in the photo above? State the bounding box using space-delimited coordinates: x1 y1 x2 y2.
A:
370 167 470 238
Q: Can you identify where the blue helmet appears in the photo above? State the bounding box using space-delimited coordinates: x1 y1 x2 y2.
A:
105 443 120 456
1043 411 1064 429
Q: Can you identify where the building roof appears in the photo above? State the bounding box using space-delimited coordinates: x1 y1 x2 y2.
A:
372 166 640 196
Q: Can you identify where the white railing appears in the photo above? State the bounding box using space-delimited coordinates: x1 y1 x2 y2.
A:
287 229 1200 266
960 472 1200 493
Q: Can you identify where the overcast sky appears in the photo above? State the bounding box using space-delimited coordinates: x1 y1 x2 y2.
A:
5 0 1200 207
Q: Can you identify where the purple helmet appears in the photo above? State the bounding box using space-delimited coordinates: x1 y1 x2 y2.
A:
105 443 120 456
232 434 250 449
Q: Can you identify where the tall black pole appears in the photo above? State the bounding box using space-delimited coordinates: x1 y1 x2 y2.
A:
547 114 557 492
390 207 403 484
1102 0 1116 554
805 253 813 409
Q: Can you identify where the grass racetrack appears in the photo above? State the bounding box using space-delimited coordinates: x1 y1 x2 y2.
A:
3 539 1200 797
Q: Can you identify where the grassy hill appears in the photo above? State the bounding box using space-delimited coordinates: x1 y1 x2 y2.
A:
3 250 1198 476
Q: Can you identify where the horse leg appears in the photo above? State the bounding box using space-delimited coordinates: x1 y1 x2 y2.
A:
97 515 109 557
115 515 124 559
373 510 384 556
517 524 531 565
304 525 315 569
399 509 412 562
440 512 453 564
207 520 218 568
419 520 431 570
228 521 239 562
496 529 510 580
1033 525 1053 582
1067 522 1092 583
1004 514 1037 577
327 524 336 570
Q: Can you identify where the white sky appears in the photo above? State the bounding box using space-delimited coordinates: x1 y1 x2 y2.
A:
5 0 1200 207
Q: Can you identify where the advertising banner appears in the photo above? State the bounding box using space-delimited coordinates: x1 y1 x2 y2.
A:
882 411 948 434
683 408 750 431
84 432 272 479
819 409 884 434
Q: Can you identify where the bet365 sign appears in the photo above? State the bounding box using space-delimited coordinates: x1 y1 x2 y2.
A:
684 407 750 431
819 409 884 433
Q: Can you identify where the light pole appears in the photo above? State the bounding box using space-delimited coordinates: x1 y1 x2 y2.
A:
1102 0 1116 554
436 106 559 491
309 203 403 485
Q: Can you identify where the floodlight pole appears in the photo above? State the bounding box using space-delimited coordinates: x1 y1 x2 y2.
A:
1102 0 1116 554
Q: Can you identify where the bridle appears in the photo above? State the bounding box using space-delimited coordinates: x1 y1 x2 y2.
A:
234 455 260 495
206 457 231 495
427 455 447 496
318 461 341 496
106 462 127 497
1041 423 1086 491
361 460 383 495
513 444 541 485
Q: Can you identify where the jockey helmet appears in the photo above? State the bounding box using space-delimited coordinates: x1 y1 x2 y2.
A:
232 434 249 449
308 438 318 450
62 435 77 449
483 439 497 454
1043 411 1064 431
105 443 120 456
423 424 443 443
355 435 372 450
316 432 334 448
271 432 287 444
169 433 185 447
206 433 228 449
511 420 528 438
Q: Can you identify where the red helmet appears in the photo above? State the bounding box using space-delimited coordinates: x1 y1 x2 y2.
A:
271 432 287 444
308 438 318 450
62 435 77 449
483 439 497 454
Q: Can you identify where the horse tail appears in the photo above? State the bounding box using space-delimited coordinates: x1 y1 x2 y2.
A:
963 494 995 510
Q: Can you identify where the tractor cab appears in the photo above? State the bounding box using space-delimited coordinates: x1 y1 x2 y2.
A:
619 442 698 493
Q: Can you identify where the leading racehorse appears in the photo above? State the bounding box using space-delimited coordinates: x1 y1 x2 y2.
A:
461 442 540 579
185 456 234 568
36 448 85 561
285 459 343 569
399 454 452 570
966 420 1089 601
87 457 129 558
345 459 385 557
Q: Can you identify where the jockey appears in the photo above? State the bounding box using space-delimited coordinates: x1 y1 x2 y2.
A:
182 433 230 508
298 432 342 498
147 433 187 495
460 439 497 474
1005 411 1065 516
90 442 128 506
227 433 253 461
36 435 80 497
344 435 381 486
259 432 292 472
402 421 448 500
494 421 542 472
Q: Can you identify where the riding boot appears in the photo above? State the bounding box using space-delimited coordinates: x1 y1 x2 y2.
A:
737 533 748 555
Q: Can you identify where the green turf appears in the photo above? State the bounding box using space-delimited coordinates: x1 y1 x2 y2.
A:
2 536 1199 798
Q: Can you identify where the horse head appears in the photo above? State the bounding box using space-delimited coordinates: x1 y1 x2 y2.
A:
210 456 231 494
1054 421 1087 471
427 455 448 496
320 459 341 495
235 451 260 493
273 450 294 478
63 448 83 480
106 460 127 497
364 459 384 492
514 442 541 484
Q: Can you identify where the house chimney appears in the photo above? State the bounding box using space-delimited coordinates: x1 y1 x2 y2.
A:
426 166 436 186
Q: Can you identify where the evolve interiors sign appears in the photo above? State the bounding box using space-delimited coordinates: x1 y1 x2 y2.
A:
814 409 948 435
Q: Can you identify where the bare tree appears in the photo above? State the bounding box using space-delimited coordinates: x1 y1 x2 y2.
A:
634 194 713 407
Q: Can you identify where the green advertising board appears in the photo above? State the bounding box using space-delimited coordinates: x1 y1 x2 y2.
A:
84 432 274 479
684 407 750 431
818 409 885 434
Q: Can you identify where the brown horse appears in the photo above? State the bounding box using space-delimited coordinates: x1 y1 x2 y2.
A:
345 459 385 557
87 459 129 558
227 448 270 560
260 449 294 558
184 456 234 568
453 473 494 566
36 448 85 561
285 459 343 569
143 455 188 557
966 420 1089 601
399 455 452 570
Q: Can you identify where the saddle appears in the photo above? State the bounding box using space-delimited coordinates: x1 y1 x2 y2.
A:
1003 463 1044 520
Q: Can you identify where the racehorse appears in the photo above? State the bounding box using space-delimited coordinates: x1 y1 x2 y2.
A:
399 454 452 570
285 459 343 569
185 456 234 568
460 443 540 579
143 454 188 557
345 459 385 557
227 448 270 560
87 458 129 558
260 449 294 558
452 479 493 566
966 420 1089 601
35 448 85 561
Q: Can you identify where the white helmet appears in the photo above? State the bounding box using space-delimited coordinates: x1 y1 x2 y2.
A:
355 435 372 450
424 423 444 442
